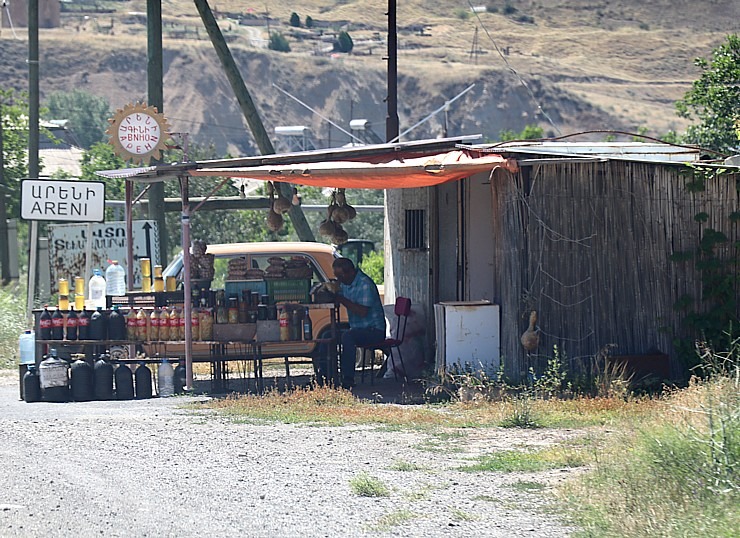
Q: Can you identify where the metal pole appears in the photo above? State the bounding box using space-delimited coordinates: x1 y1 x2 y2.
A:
179 176 193 390
385 0 399 143
25 0 39 325
147 0 168 266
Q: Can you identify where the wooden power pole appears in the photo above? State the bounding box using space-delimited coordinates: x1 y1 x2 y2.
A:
193 0 314 241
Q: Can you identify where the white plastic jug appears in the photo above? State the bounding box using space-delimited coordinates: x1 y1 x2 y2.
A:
158 359 175 397
105 261 126 296
19 330 35 365
88 269 107 309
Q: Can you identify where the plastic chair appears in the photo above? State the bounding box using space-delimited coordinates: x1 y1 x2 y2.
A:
358 297 411 384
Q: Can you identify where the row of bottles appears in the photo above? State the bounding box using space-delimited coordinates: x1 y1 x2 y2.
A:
37 305 216 342
23 351 186 403
279 307 313 341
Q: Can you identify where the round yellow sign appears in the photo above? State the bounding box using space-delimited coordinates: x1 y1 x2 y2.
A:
107 103 171 165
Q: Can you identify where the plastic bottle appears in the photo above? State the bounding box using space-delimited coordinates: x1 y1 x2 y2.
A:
115 364 134 400
78 308 90 340
126 308 138 341
19 330 36 365
105 260 126 296
174 361 187 394
158 307 170 341
136 308 148 341
149 309 160 341
190 306 200 341
158 359 175 397
38 306 52 340
23 366 42 403
169 307 180 340
134 363 153 399
50 308 64 341
89 307 107 341
70 357 94 402
108 305 126 341
303 307 313 341
39 348 70 402
89 269 107 309
66 309 78 341
279 307 290 341
93 355 114 401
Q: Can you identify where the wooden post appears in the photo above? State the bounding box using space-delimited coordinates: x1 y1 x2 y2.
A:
193 0 315 241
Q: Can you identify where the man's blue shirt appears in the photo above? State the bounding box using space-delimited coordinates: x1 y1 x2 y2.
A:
339 269 385 332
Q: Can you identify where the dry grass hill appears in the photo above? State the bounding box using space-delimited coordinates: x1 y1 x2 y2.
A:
1 0 738 155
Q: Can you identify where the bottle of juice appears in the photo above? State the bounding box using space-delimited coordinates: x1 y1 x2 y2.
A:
191 306 200 341
136 307 148 341
126 308 138 341
178 307 186 340
149 308 159 341
169 307 180 341
159 307 170 341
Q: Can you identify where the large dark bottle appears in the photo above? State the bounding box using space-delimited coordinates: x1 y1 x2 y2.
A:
50 308 64 340
89 307 107 341
174 361 187 394
107 305 126 341
70 358 94 402
38 306 52 340
66 309 79 341
78 308 90 340
115 364 134 400
134 363 153 399
93 355 114 400
23 366 42 403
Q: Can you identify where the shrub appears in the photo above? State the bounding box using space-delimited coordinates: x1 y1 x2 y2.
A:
289 12 300 28
350 473 390 497
333 31 353 53
268 31 291 52
359 249 384 285
305 15 313 28
0 282 27 369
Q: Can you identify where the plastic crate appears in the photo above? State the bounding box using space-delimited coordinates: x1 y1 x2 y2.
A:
266 279 310 305
224 280 267 299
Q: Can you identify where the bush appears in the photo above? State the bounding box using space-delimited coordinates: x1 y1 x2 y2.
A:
0 282 27 369
333 31 353 53
359 249 384 285
305 15 313 28
268 32 290 52
289 12 300 28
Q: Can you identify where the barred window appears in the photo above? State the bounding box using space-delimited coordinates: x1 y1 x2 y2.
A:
405 209 425 249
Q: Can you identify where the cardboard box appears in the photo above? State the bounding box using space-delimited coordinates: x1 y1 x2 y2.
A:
255 320 280 342
213 323 256 342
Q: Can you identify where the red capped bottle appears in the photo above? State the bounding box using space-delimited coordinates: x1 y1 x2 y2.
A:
38 305 52 340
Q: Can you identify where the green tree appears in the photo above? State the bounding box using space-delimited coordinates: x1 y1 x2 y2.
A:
289 12 301 28
305 15 314 28
676 34 740 153
43 90 111 149
334 31 354 53
268 32 291 52
0 89 30 219
498 124 544 141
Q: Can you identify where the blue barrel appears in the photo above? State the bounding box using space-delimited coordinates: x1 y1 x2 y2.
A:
93 357 114 400
134 363 153 399
70 359 94 402
115 364 134 400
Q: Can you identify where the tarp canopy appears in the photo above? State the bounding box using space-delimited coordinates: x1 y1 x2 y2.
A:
189 150 518 189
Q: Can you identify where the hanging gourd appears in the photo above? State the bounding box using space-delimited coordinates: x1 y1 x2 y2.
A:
266 182 284 232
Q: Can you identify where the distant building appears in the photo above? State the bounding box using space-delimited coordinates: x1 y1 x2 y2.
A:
40 120 84 178
2 0 60 29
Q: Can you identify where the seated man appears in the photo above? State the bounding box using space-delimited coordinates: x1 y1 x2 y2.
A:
316 257 385 389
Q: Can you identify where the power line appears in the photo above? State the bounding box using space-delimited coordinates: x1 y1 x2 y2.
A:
466 0 562 136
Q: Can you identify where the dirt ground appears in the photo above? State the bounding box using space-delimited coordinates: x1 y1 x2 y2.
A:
0 368 586 537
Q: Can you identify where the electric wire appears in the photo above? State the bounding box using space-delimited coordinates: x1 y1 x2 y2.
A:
465 0 562 136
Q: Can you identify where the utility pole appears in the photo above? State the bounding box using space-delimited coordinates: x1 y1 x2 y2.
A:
147 0 168 265
194 0 315 241
26 0 40 320
0 101 10 284
385 0 399 142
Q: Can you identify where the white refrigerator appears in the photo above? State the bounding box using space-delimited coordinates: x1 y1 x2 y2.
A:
434 301 501 375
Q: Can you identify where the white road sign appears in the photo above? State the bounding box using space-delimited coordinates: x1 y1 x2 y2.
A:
48 220 160 292
21 179 106 222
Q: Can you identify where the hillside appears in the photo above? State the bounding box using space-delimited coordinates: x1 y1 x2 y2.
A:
1 0 738 155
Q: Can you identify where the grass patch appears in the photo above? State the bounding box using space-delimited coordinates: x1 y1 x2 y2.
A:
459 447 586 473
369 509 418 531
509 480 546 492
563 374 740 537
389 460 425 472
202 386 653 430
350 473 390 497
450 508 479 521
0 282 27 369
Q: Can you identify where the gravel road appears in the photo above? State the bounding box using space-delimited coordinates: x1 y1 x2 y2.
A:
0 370 580 537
